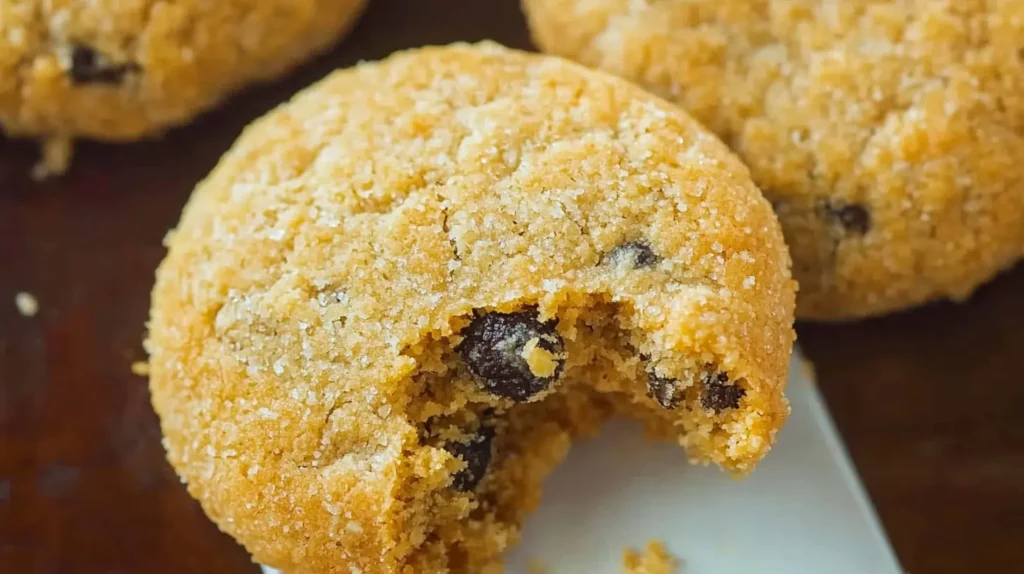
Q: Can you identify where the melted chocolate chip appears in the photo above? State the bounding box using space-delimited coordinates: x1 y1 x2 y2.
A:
825 202 871 235
444 425 496 492
701 372 745 413
606 241 660 269
69 45 139 85
456 309 565 401
647 371 683 409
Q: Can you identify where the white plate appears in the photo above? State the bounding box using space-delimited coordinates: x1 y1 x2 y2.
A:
263 350 902 573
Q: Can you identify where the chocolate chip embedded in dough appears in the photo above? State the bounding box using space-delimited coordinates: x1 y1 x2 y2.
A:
606 241 660 269
701 372 745 413
69 45 139 85
824 202 871 235
444 425 496 492
456 309 565 401
647 371 683 409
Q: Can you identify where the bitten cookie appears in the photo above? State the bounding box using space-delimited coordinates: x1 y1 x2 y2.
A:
0 0 366 175
147 42 795 573
524 0 1024 319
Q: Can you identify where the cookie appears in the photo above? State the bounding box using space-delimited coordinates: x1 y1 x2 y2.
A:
147 42 795 573
623 540 679 574
523 0 1024 319
0 0 366 175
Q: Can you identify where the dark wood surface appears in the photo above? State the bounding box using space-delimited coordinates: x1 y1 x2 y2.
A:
1 1 1022 572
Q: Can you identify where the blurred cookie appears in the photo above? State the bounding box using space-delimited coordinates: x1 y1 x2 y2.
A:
524 0 1024 319
0 0 366 175
147 42 795 572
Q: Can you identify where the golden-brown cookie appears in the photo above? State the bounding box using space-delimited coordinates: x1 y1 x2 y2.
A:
524 0 1024 319
0 0 366 175
147 42 795 573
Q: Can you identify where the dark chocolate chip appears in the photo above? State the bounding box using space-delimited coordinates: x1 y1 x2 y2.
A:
701 372 745 413
647 371 683 409
69 45 139 85
444 425 496 492
606 241 660 269
825 202 871 235
456 309 565 401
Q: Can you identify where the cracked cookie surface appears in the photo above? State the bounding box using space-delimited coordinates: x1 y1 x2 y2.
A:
524 0 1024 319
0 0 365 149
146 42 795 573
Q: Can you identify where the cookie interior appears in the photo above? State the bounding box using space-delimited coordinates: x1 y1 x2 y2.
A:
369 296 774 571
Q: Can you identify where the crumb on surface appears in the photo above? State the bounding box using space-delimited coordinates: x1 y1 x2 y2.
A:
15 292 39 317
131 361 151 376
623 540 679 574
31 137 73 180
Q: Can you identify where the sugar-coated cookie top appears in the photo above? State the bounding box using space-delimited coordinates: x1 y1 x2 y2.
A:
525 0 1024 319
148 42 795 572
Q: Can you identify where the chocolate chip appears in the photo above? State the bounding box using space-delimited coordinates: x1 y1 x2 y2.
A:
69 45 138 85
444 425 496 492
606 241 660 269
825 202 871 235
456 309 565 401
701 372 745 413
647 371 683 409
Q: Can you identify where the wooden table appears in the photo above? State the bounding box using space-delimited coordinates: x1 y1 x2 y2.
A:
2 1 1021 572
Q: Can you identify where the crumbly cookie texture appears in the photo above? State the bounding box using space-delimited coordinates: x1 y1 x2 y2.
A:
524 0 1024 319
623 540 680 574
0 0 366 168
147 42 795 573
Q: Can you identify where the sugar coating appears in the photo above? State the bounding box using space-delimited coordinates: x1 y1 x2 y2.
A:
0 0 366 166
147 43 795 573
524 0 1024 319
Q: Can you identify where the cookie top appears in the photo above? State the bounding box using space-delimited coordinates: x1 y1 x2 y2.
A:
524 0 1024 319
147 42 795 572
0 0 365 142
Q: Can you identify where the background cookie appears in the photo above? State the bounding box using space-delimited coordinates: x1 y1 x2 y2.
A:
0 0 366 174
523 0 1024 319
147 42 795 572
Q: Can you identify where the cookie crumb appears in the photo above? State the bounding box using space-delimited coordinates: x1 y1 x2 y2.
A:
15 292 39 317
31 137 73 180
131 361 151 376
521 337 560 378
623 540 679 574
